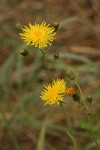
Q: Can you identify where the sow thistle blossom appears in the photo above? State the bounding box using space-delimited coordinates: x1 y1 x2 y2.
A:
40 79 66 106
19 22 56 49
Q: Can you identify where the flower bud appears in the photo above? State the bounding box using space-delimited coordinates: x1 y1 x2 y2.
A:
66 87 76 96
72 93 80 102
87 96 93 103
19 48 28 56
16 23 23 29
66 71 76 80
54 53 59 59
53 22 59 32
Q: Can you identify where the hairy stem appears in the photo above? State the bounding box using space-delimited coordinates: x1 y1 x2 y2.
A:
40 49 78 149
75 81 100 150
40 49 53 80
60 103 78 150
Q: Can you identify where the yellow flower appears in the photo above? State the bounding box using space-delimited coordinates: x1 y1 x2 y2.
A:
19 22 56 49
40 79 66 106
66 87 75 96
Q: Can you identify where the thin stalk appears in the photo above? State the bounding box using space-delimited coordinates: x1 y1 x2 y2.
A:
60 103 78 150
40 49 78 149
51 58 56 69
40 49 53 80
75 81 100 150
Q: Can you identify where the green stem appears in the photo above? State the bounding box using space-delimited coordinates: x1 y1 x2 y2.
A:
75 81 100 150
51 58 56 69
60 103 78 150
40 49 78 149
40 49 53 80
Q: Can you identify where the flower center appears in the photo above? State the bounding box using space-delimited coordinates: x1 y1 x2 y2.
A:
34 29 45 40
48 88 58 100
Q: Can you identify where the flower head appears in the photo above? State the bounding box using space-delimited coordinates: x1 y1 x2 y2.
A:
66 87 75 96
19 22 56 49
40 79 66 106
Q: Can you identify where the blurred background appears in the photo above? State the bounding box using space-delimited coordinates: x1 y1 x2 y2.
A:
0 0 100 150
